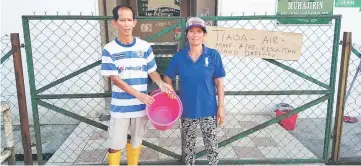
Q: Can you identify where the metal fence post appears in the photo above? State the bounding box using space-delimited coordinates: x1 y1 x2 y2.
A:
323 16 342 162
10 33 33 165
331 32 352 163
22 16 44 164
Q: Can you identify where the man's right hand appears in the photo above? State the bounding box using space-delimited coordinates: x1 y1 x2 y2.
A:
136 92 155 106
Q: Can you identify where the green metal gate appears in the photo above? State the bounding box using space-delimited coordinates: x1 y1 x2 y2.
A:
22 15 341 165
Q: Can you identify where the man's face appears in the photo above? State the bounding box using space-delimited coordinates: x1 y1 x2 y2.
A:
112 8 137 36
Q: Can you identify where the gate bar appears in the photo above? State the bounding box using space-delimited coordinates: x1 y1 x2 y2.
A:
323 16 342 161
135 158 324 165
264 59 330 89
22 15 183 20
35 99 108 130
34 90 332 99
23 17 44 164
1 50 11 64
36 60 101 94
352 47 361 58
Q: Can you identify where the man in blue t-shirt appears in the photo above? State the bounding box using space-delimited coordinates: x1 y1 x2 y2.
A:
164 17 226 165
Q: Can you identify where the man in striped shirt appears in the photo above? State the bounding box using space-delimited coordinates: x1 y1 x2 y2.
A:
101 5 173 166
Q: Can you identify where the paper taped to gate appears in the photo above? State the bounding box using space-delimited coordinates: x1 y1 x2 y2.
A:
204 26 304 61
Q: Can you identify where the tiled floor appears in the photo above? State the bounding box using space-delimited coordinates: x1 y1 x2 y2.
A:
46 114 317 165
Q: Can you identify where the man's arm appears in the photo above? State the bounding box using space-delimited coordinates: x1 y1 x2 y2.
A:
148 71 163 85
109 75 154 106
145 45 171 92
149 71 175 96
163 54 177 90
164 75 173 86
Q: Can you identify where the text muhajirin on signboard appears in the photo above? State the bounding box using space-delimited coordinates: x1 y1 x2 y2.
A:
277 0 334 24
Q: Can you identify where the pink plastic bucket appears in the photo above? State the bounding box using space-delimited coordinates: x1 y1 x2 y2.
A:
146 89 183 131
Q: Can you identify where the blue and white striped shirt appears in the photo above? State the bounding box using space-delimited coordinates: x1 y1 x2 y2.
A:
101 37 157 118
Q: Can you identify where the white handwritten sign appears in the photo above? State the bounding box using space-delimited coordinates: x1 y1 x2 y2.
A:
204 26 304 61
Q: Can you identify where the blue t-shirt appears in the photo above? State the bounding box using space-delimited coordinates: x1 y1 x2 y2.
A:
165 45 226 119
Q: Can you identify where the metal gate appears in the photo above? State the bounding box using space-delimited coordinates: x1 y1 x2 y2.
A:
22 15 341 165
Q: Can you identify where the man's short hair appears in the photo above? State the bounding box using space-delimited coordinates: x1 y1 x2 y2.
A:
112 5 135 20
